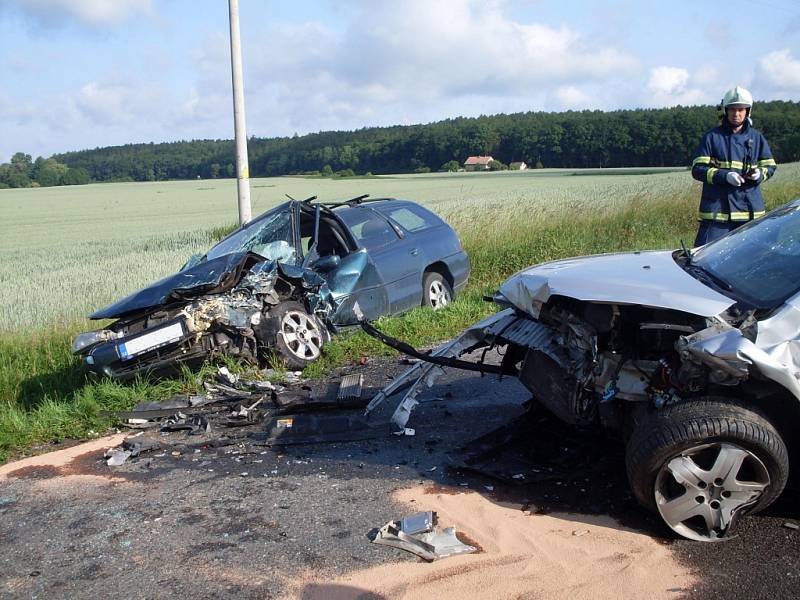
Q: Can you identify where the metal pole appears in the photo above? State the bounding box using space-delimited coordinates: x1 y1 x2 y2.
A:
228 0 252 225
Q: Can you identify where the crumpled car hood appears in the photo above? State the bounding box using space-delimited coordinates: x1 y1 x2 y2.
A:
91 252 282 320
499 250 736 318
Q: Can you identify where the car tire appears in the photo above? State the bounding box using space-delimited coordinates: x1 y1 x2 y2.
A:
625 398 788 542
267 301 326 370
422 271 453 310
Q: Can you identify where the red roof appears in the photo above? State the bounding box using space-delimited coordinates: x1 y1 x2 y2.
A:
464 155 493 165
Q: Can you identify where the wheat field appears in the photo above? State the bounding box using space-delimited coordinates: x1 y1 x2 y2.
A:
0 165 791 333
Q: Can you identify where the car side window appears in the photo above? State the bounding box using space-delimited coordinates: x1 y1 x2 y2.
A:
346 209 399 249
380 206 436 233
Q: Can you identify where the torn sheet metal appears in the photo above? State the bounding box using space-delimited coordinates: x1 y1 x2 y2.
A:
106 449 132 466
76 255 336 381
105 436 160 466
90 251 257 320
679 307 800 399
371 511 476 562
364 309 514 429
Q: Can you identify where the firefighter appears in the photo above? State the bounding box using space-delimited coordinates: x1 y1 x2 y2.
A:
690 86 777 246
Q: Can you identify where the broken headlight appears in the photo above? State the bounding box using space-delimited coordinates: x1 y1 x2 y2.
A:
71 330 117 354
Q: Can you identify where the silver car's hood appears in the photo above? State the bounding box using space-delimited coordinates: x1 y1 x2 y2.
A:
499 250 736 318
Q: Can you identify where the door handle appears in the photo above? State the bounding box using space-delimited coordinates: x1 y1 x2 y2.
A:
410 248 419 256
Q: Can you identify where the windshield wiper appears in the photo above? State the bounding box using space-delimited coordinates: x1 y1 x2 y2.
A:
679 239 691 265
689 264 733 291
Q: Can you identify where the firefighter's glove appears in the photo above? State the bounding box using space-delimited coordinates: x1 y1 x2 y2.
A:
726 171 745 187
746 169 762 182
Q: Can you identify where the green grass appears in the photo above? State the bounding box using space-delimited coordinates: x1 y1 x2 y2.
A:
1 165 799 462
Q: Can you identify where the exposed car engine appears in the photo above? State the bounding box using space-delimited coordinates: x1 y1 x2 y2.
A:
515 300 718 427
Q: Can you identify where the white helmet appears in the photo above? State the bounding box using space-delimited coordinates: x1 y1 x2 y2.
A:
722 86 753 109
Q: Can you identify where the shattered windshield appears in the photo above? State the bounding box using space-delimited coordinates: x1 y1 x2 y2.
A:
691 203 800 309
205 207 297 264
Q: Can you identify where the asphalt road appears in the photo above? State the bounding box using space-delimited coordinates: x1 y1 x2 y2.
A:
1 354 798 599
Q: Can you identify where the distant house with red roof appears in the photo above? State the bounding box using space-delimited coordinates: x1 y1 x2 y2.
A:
463 155 493 171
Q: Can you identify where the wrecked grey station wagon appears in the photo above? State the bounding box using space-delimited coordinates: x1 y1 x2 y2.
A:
72 197 469 379
367 199 800 542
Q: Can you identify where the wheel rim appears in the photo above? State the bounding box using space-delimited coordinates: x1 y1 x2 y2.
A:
654 442 770 542
428 280 451 309
279 310 322 361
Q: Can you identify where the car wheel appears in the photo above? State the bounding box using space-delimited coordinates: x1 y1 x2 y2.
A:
422 271 452 310
625 398 788 542
269 301 325 370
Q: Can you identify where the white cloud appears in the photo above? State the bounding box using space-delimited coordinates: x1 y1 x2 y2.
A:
7 0 153 28
553 86 591 108
754 49 800 97
76 80 164 126
229 0 639 137
335 1 638 95
647 66 689 96
646 66 708 106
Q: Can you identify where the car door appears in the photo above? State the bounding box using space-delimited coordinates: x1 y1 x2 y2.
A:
336 206 424 314
298 204 390 326
375 201 470 301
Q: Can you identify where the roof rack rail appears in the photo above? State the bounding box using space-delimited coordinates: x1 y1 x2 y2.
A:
286 194 318 203
319 195 399 208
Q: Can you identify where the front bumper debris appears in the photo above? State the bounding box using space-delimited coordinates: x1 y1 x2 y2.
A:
362 309 519 429
371 511 476 561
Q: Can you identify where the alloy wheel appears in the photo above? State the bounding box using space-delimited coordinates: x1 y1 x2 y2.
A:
654 442 770 541
279 310 323 361
428 280 451 309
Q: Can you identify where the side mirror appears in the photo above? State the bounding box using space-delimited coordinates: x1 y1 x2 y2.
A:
313 255 341 271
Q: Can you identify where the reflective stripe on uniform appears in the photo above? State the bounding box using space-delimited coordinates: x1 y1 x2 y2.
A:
698 211 730 222
761 167 769 181
730 210 765 220
692 157 749 170
758 158 776 166
712 160 744 169
698 210 766 222
706 167 718 184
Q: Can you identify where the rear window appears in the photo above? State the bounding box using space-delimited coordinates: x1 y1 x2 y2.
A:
338 207 399 249
379 205 439 233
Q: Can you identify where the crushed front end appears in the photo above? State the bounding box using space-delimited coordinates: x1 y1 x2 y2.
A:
73 259 335 380
363 248 800 542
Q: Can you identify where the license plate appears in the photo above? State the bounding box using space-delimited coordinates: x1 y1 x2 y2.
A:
118 322 185 360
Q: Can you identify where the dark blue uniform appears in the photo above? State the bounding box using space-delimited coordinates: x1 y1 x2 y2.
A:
691 121 776 246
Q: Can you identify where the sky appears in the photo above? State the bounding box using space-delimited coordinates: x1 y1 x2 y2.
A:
1 0 799 161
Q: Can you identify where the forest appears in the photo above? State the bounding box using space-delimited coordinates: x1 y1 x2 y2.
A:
6 101 799 185
0 153 90 189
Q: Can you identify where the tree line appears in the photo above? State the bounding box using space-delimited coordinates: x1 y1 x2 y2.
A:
0 153 90 188
11 101 800 185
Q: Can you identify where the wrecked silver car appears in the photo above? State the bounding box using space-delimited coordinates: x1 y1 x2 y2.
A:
366 199 800 542
73 196 469 379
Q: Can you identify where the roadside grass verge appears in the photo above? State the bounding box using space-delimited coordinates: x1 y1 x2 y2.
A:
2 176 799 462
